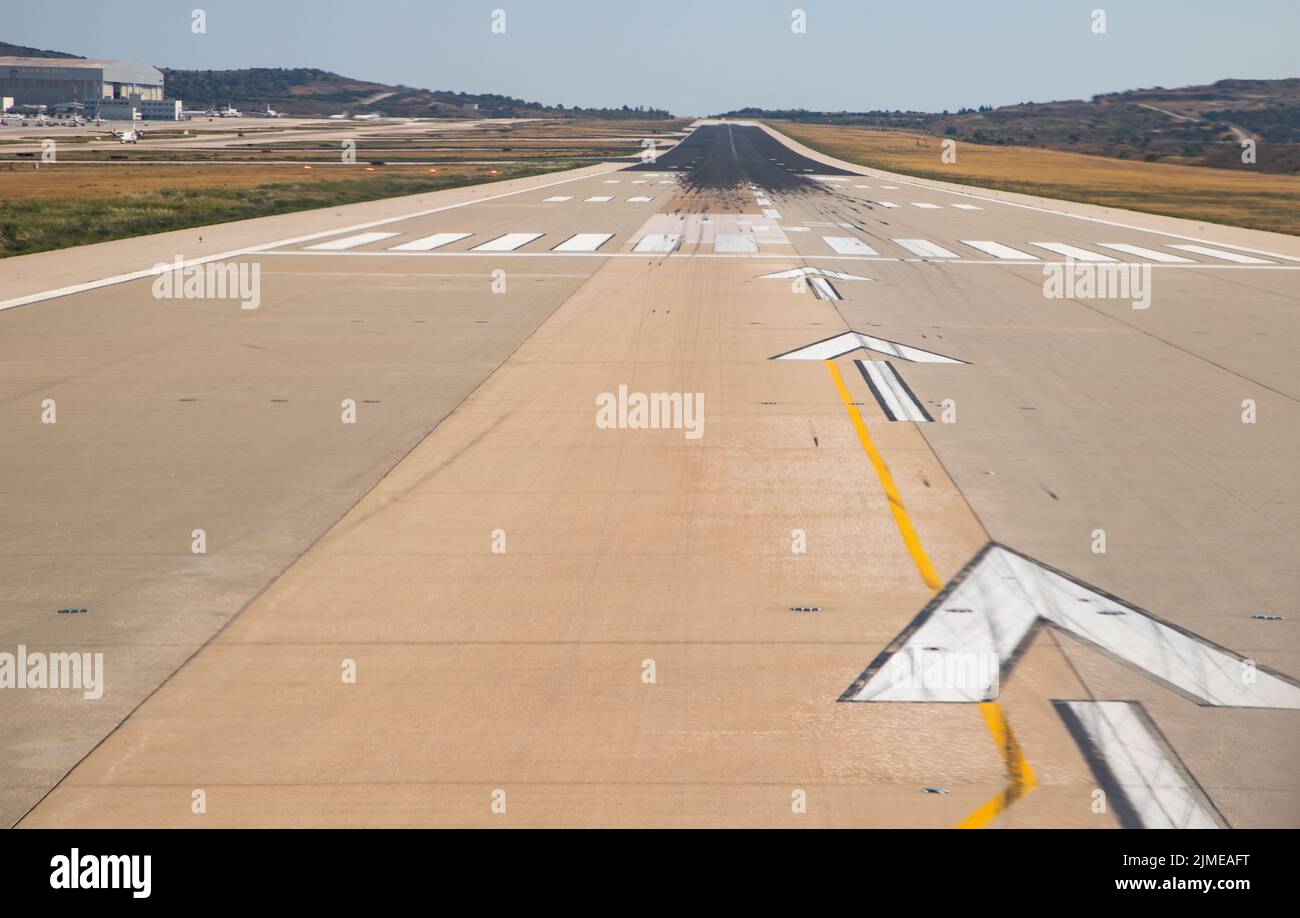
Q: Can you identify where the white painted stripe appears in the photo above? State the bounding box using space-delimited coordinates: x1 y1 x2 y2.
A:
1061 701 1220 829
603 179 620 184
306 232 401 251
472 232 544 252
1167 244 1273 264
807 276 840 300
874 201 900 208
881 186 898 190
854 184 872 189
633 233 681 253
824 236 879 256
755 197 772 206
951 203 982 210
542 195 573 203
894 238 961 258
961 240 1040 260
584 196 614 203
762 208 782 219
1031 242 1116 261
632 180 648 184
552 233 613 253
857 360 931 422
774 331 963 364
911 202 941 209
714 233 758 253
627 196 654 203
845 544 1300 707
1096 243 1193 263
389 232 473 252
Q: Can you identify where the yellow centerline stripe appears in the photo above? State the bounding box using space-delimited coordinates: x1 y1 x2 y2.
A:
825 358 1035 827
825 359 943 592
957 702 1039 828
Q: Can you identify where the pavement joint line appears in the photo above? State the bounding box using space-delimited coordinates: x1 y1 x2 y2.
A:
0 164 622 314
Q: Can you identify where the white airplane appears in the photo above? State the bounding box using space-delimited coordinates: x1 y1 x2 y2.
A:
328 111 350 120
250 104 283 118
110 127 144 143
183 106 216 119
216 105 242 118
352 112 383 121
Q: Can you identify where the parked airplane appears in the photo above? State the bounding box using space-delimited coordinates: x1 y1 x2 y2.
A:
353 112 383 121
250 105 284 118
216 105 242 118
110 127 144 143
328 111 351 120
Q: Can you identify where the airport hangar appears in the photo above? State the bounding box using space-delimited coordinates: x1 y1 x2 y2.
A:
0 56 181 119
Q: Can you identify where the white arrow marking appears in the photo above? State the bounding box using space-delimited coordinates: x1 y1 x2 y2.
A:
771 331 965 364
856 360 932 421
1056 701 1224 828
758 267 869 281
842 543 1300 708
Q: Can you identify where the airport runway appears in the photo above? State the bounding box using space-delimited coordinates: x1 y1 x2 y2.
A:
5 123 1298 827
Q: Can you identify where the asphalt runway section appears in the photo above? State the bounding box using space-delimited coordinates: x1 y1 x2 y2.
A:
631 123 855 192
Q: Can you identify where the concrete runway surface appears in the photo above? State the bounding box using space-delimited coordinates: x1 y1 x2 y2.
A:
3 122 1297 827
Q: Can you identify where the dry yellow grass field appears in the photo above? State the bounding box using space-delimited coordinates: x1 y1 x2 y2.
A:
772 121 1300 236
0 162 497 201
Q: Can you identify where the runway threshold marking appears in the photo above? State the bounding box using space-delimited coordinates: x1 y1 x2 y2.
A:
956 703 1037 829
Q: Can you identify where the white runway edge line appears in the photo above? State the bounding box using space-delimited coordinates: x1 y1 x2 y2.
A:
305 232 401 251
910 202 941 209
1031 242 1117 261
856 359 932 422
951 204 982 210
552 233 613 253
874 201 901 208
472 232 544 252
0 164 625 313
389 232 473 252
961 240 1040 261
894 239 960 258
542 196 573 203
584 196 614 203
1167 244 1274 264
842 542 1300 707
1096 243 1193 263
1056 701 1222 829
824 236 879 256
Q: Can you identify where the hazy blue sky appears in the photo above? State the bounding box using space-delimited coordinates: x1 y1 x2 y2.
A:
7 1 1297 115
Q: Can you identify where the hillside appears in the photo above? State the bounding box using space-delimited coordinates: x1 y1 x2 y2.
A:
0 40 83 59
720 79 1300 174
161 66 671 119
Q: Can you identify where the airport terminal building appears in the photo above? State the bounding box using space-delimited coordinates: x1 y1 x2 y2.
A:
0 57 176 118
